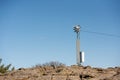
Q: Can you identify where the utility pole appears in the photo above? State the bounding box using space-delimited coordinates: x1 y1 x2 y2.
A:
73 25 84 65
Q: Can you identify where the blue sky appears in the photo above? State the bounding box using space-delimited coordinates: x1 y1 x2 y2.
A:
0 0 120 68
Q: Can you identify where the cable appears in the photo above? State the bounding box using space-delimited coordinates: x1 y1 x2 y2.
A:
81 30 120 38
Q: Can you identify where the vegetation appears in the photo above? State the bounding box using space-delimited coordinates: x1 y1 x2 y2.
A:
0 59 15 74
36 61 65 68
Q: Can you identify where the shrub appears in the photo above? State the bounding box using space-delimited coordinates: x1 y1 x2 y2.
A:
0 59 15 73
36 61 65 69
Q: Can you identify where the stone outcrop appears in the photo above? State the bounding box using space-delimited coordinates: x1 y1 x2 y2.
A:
0 65 120 80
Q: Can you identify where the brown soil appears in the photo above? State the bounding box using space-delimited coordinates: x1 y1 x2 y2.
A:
0 65 120 80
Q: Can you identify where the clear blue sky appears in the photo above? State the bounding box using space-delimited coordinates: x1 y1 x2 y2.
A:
0 0 120 68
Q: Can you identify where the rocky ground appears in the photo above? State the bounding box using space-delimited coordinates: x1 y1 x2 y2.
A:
0 65 120 80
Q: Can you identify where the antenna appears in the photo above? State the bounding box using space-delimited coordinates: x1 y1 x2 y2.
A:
73 25 84 65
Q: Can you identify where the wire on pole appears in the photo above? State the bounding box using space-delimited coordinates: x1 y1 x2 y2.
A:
81 30 120 38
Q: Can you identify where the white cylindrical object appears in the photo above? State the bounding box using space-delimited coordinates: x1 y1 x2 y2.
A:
82 51 84 62
80 51 85 63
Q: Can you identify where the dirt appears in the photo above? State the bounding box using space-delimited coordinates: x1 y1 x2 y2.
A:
0 65 120 80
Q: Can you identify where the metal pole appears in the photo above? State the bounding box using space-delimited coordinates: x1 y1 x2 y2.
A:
73 25 81 65
76 38 80 65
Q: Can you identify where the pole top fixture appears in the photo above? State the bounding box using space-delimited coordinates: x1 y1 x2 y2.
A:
73 25 80 33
